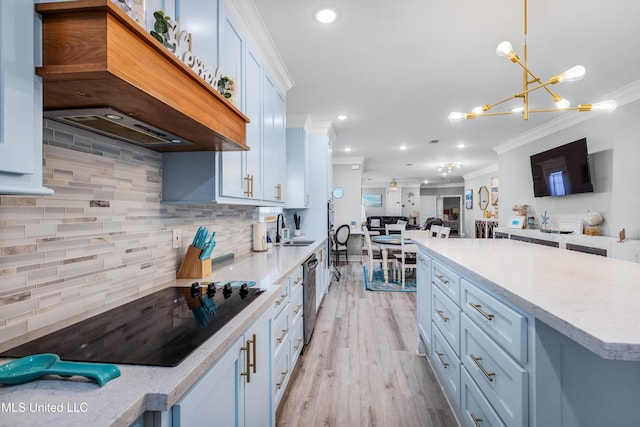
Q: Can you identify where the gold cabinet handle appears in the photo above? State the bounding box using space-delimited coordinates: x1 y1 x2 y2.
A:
434 274 449 285
435 309 449 323
293 277 302 285
293 338 303 351
293 304 303 314
240 339 252 383
435 351 449 368
250 333 257 374
470 354 495 382
275 294 287 306
276 183 282 201
276 370 289 389
244 174 254 197
276 328 289 343
470 412 483 426
469 302 495 321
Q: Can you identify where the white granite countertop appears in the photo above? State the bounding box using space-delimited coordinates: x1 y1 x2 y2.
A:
411 236 640 361
0 240 324 427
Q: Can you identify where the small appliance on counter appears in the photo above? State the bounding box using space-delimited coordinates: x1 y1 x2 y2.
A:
253 222 268 252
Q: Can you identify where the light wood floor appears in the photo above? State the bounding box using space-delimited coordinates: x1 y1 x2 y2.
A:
276 263 457 427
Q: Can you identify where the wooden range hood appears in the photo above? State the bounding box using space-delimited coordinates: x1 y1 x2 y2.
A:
36 0 249 152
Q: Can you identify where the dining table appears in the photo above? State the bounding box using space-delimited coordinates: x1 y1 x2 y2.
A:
371 234 417 283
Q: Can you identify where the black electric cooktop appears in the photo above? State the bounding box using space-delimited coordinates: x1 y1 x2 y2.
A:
0 281 264 367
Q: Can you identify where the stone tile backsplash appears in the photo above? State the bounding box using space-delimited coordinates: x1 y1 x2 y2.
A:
0 120 256 348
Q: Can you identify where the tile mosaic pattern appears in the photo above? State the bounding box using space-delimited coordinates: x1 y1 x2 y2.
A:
0 120 256 347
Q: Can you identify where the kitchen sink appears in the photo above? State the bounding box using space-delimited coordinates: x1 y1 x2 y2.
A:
281 240 315 247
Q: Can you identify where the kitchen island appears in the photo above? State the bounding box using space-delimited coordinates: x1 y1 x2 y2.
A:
0 240 325 427
411 236 640 427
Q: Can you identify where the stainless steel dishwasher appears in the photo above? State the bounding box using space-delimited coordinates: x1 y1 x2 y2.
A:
303 254 319 346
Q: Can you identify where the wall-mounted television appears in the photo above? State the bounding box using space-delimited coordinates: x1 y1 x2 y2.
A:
530 138 594 197
362 194 382 207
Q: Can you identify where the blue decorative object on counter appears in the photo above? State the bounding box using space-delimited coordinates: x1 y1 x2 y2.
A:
0 354 120 387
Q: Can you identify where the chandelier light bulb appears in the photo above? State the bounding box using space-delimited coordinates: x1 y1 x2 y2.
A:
472 106 484 114
551 65 586 85
555 98 571 109
448 112 467 122
590 100 617 112
512 106 525 113
496 41 517 60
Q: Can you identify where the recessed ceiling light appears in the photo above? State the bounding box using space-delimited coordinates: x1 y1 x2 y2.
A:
344 147 351 152
457 143 465 149
337 114 348 120
400 145 407 150
316 9 337 24
423 180 429 184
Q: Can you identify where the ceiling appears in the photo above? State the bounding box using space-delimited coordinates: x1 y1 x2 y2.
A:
251 0 640 188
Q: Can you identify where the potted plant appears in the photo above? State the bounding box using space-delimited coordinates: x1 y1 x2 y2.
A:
293 212 301 237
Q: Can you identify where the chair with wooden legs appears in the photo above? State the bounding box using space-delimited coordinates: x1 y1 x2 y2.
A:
363 227 395 282
392 230 418 288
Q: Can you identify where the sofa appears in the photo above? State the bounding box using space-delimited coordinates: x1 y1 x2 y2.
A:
365 216 419 234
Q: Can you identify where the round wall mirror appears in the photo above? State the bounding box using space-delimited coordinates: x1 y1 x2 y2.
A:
478 186 489 210
332 187 344 199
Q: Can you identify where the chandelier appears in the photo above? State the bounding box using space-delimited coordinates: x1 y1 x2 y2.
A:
448 0 616 122
389 179 398 191
438 162 462 175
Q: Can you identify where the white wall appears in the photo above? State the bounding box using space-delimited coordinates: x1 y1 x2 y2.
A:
497 100 640 239
333 164 362 229
463 169 498 237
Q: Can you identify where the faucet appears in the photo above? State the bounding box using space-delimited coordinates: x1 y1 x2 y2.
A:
276 214 285 244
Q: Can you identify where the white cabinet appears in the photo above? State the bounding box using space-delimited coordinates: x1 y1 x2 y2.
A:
417 250 530 427
0 0 52 195
262 74 286 203
285 128 309 208
172 307 272 427
271 266 303 411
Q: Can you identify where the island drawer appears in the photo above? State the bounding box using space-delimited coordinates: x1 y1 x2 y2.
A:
461 315 528 427
290 281 304 329
461 368 506 427
432 323 461 407
461 279 527 363
432 260 461 304
290 317 304 366
432 285 461 356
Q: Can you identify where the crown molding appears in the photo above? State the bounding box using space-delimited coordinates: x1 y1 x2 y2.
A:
306 120 337 141
493 79 640 155
463 163 498 180
333 156 364 166
229 0 294 93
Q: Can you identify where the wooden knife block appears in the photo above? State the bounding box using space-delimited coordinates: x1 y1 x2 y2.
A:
177 245 212 279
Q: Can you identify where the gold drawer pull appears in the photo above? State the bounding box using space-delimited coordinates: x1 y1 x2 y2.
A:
294 338 303 351
293 304 303 314
469 302 495 321
435 351 449 368
470 354 495 382
434 274 449 285
435 309 449 323
470 412 483 426
276 328 289 343
275 294 287 306
276 370 289 389
240 339 252 383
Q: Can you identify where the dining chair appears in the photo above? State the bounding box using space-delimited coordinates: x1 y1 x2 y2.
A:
333 224 350 265
430 224 442 238
363 227 395 282
385 223 406 235
439 226 451 238
392 230 418 288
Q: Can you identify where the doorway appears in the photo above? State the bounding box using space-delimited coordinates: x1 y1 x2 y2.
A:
439 195 462 236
